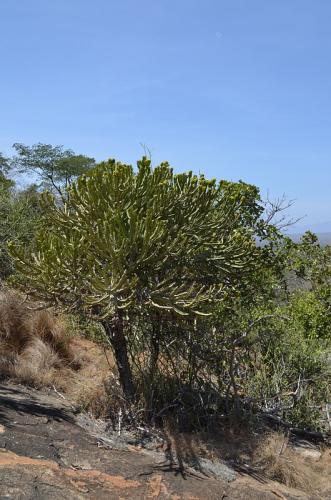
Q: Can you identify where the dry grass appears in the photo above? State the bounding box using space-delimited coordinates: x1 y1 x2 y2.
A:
251 432 331 495
0 290 77 389
252 432 310 489
77 384 113 418
159 424 330 496
0 291 31 351
0 289 117 399
66 337 118 418
28 309 72 360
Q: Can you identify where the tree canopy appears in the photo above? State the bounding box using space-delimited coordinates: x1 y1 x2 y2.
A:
11 157 266 316
0 177 42 279
11 143 95 198
10 156 269 398
0 153 10 177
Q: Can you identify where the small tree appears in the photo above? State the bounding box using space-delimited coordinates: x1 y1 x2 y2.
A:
11 143 95 199
0 179 42 279
11 157 263 400
0 152 10 174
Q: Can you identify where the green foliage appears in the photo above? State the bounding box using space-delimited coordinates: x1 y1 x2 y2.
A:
0 178 43 279
244 307 330 430
287 231 331 288
64 313 107 344
11 143 95 198
288 291 331 340
10 156 271 401
197 232 331 431
0 152 10 174
5 153 330 431
285 232 331 339
11 157 264 318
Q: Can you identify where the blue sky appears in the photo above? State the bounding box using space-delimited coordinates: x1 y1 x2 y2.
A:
1 0 330 231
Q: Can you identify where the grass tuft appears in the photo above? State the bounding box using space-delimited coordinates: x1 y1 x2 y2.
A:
0 290 76 388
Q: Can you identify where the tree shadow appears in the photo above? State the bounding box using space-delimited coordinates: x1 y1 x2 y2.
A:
158 422 269 484
0 383 75 429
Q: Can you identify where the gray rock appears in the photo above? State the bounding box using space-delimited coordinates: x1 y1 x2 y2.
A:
190 457 236 482
293 439 322 460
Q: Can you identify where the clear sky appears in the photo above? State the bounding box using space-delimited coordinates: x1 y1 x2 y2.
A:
1 0 330 231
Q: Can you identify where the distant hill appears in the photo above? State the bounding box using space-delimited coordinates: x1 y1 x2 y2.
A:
307 222 331 233
291 221 331 233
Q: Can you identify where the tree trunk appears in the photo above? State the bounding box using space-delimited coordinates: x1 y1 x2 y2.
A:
148 323 160 382
102 313 135 402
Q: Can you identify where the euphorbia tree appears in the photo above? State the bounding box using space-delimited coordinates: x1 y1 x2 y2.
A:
10 157 263 400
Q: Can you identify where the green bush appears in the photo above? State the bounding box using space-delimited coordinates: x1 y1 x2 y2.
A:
0 180 42 279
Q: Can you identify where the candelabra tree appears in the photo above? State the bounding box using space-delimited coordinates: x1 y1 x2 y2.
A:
10 157 265 400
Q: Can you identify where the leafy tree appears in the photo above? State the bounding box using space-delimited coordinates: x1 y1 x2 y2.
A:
284 232 331 340
0 153 11 190
0 179 42 279
203 231 331 430
10 157 266 400
288 231 331 289
11 143 95 199
0 152 9 174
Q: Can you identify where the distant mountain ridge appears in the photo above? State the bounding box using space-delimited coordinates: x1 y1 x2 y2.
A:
292 221 331 234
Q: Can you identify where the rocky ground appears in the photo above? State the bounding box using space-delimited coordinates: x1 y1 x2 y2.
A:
0 381 327 499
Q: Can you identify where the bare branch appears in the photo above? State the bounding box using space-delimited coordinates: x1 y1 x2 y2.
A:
263 192 305 231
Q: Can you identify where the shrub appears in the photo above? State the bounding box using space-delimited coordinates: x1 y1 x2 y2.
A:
0 182 42 279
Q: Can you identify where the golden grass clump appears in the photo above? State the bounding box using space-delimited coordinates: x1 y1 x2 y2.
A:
0 290 76 389
76 383 112 418
28 309 72 361
252 432 311 490
0 291 31 351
